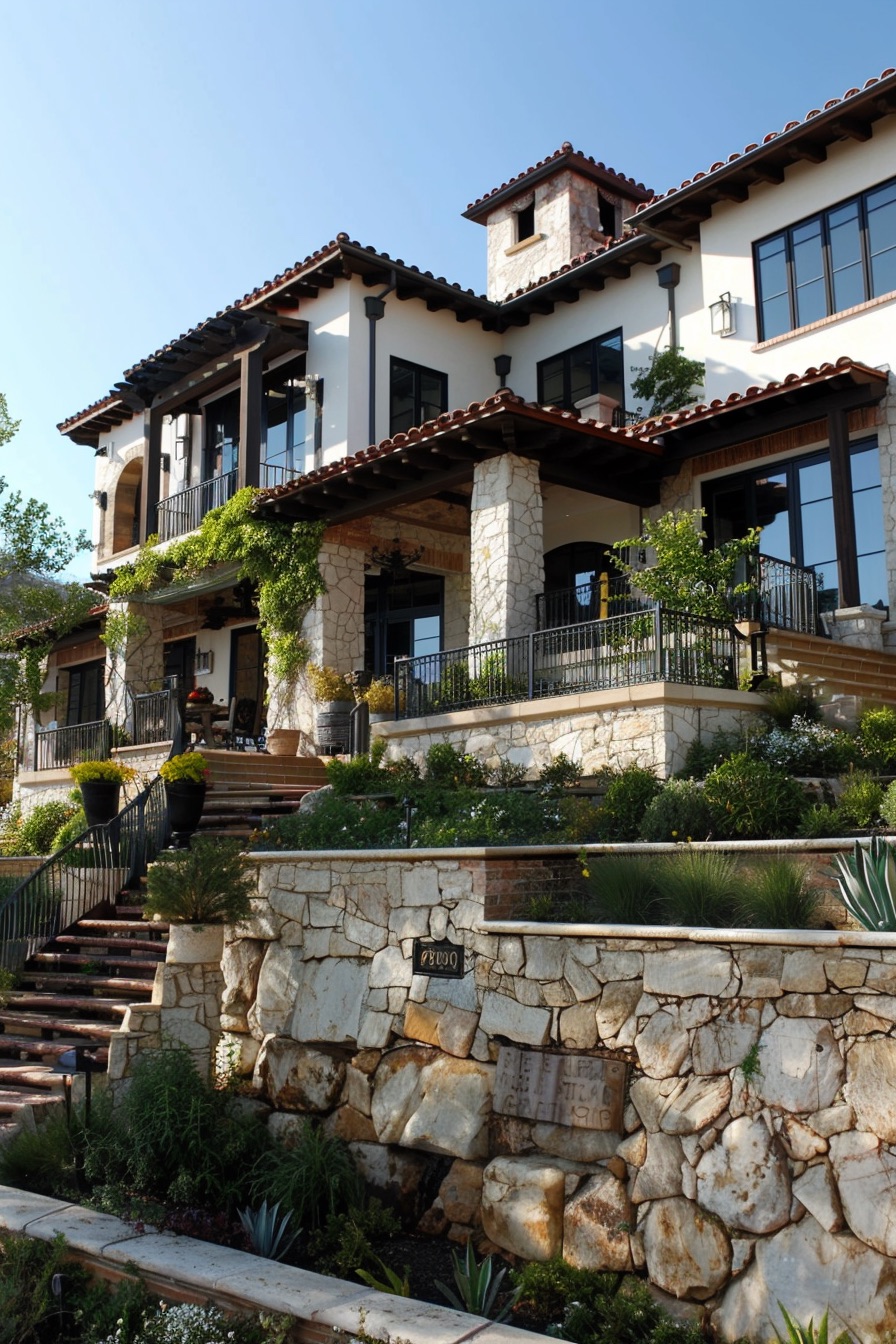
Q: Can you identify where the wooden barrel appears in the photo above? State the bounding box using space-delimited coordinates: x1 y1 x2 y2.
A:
316 708 350 755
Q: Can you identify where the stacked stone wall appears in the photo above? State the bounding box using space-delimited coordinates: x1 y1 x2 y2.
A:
120 847 896 1340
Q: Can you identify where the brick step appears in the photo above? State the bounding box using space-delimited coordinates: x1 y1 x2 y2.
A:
0 1036 108 1065
6 994 131 1018
0 1012 120 1040
75 918 168 936
53 934 168 955
18 972 154 996
32 952 162 972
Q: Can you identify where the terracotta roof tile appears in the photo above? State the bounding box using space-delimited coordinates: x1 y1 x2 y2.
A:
636 68 896 212
637 357 887 435
57 393 123 435
466 142 649 214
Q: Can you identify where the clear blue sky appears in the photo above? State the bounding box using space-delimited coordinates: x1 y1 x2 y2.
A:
2 0 893 577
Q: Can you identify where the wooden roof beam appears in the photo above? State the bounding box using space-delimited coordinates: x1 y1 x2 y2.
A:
786 141 827 164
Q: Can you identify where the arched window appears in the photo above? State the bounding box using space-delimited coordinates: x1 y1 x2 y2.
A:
112 460 144 553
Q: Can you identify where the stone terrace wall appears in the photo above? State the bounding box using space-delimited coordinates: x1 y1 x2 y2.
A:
161 849 896 1341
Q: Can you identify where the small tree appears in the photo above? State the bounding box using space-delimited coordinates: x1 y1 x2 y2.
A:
631 347 705 416
0 396 94 731
612 509 760 622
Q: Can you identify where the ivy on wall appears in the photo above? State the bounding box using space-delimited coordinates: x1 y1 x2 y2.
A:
108 489 326 689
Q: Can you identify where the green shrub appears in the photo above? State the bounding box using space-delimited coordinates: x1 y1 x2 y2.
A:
881 779 896 829
306 1198 399 1278
257 793 404 850
656 849 740 927
72 1271 150 1344
639 779 713 843
763 681 821 728
0 1230 71 1344
578 854 662 924
596 765 662 842
413 789 559 847
537 752 582 793
0 1098 103 1200
510 1258 703 1344
326 739 389 796
144 836 255 924
16 800 80 856
490 759 528 788
435 662 470 709
704 753 806 839
859 705 896 769
249 1119 362 1231
797 804 846 839
837 771 884 828
424 741 488 788
738 858 820 929
756 718 859 775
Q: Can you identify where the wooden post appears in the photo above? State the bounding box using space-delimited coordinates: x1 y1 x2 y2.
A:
238 346 263 490
139 407 163 542
828 407 859 609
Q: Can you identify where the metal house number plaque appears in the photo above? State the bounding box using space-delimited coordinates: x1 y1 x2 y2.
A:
412 938 465 979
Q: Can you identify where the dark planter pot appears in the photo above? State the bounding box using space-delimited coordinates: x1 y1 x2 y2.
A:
164 780 207 849
79 780 121 828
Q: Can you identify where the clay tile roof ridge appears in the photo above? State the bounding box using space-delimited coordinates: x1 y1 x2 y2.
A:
466 142 649 211
636 67 896 212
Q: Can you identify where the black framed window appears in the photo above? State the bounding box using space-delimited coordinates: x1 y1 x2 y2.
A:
703 438 887 611
755 177 896 339
364 573 444 676
262 363 306 486
389 358 448 436
537 329 625 411
64 660 105 726
204 389 240 479
517 201 535 242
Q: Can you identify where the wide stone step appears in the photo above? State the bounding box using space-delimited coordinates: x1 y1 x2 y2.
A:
0 1035 108 1064
0 1011 120 1039
18 972 154 996
75 918 169 935
32 952 162 972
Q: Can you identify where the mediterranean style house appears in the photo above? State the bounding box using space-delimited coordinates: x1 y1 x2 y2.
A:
25 66 896 787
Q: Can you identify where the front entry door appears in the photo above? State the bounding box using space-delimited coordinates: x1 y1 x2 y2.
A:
364 573 444 677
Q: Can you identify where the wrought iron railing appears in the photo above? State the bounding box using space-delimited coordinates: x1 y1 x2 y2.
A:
394 606 738 719
132 680 182 747
612 407 644 427
34 719 112 771
536 575 648 630
736 554 820 635
260 462 298 489
0 776 171 973
155 470 239 541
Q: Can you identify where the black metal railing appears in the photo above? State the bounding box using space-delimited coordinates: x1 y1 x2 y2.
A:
612 407 644 427
132 680 182 746
395 606 738 719
741 554 820 635
260 462 298 489
0 775 171 973
155 470 239 541
34 719 112 771
536 575 648 630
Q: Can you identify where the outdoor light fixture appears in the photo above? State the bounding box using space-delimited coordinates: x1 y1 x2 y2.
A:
368 537 424 575
494 353 512 388
53 1045 102 1125
710 292 736 337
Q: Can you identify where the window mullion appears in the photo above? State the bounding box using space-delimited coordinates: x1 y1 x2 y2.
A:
859 192 873 302
821 212 835 318
785 230 797 333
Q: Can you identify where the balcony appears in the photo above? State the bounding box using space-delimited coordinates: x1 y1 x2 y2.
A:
394 606 738 720
34 720 112 771
155 471 238 542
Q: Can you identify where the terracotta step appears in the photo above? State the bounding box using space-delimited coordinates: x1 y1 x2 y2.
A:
0 1064 62 1090
54 934 168 955
18 972 153 996
0 1036 108 1064
0 1088 65 1118
76 918 168 936
32 952 162 972
0 1012 120 1039
7 994 131 1018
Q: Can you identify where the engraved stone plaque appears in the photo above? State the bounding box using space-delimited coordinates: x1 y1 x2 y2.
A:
493 1046 626 1132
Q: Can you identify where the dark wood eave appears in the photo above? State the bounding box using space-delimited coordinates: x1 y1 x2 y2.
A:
255 395 665 526
633 71 896 244
652 362 889 467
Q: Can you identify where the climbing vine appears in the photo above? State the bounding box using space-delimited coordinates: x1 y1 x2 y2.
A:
108 489 325 688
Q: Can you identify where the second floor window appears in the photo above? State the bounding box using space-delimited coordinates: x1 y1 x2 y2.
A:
537 329 625 412
262 365 306 486
204 389 240 479
390 358 448 436
755 177 896 340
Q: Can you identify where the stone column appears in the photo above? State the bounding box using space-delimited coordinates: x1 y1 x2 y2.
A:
825 604 887 651
103 600 166 734
270 537 367 740
469 454 544 644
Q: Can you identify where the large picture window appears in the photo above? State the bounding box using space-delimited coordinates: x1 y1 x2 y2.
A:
204 389 240 480
703 439 887 611
389 358 448 436
755 178 896 339
537 330 625 412
262 364 306 486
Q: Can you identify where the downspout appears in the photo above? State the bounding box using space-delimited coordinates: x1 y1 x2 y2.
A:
657 262 681 349
365 271 397 446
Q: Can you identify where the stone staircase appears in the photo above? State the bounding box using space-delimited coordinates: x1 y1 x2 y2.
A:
0 901 168 1140
766 628 896 703
196 748 329 841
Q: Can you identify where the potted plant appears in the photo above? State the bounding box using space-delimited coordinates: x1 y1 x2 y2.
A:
144 834 255 963
364 676 401 724
159 751 208 848
306 663 354 710
70 759 138 828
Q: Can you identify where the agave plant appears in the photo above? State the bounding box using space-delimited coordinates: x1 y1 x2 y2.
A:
833 835 896 931
775 1302 850 1344
238 1199 299 1262
436 1241 520 1322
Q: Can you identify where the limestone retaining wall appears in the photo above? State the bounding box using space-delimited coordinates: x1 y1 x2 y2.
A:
119 846 896 1341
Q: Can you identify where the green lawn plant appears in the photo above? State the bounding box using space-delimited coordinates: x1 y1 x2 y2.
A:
577 853 661 924
436 1241 520 1323
306 1199 399 1278
834 835 896 931
249 1118 362 1231
880 778 896 829
144 835 254 924
656 848 740 927
738 858 820 930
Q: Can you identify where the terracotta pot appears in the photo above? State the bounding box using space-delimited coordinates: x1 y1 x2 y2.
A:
267 728 302 756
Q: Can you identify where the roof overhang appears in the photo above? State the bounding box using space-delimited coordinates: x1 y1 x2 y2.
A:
463 147 652 224
647 360 889 465
255 392 665 525
634 71 896 244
